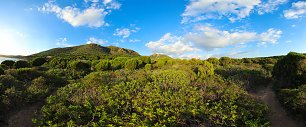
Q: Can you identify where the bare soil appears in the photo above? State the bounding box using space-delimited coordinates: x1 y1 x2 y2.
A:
4 103 42 127
254 85 305 127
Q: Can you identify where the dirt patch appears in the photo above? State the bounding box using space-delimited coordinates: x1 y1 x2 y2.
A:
4 103 42 127
253 85 305 127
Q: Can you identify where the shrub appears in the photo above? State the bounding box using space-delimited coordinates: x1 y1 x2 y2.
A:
0 66 4 75
110 57 129 70
125 58 139 70
0 64 8 70
195 61 214 81
207 57 220 65
27 76 49 101
137 56 151 65
1 60 15 67
14 60 30 69
278 86 306 119
95 60 110 71
219 57 233 66
145 64 153 71
48 58 70 69
69 60 91 70
273 52 306 88
31 57 47 66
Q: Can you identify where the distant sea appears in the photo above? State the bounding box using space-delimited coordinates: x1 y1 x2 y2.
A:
0 57 20 63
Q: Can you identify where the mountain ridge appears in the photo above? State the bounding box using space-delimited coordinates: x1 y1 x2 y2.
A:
29 44 140 58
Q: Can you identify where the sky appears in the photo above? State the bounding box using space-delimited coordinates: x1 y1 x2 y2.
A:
0 0 306 59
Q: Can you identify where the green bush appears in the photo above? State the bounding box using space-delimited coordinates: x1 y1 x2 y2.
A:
1 60 15 67
278 86 306 119
273 52 306 88
195 61 214 81
145 64 153 71
95 60 110 71
219 57 233 66
207 57 220 65
27 76 50 101
0 66 4 75
48 58 70 69
125 58 140 70
110 57 129 70
0 64 8 70
35 68 269 126
68 60 91 70
14 60 30 69
31 57 47 66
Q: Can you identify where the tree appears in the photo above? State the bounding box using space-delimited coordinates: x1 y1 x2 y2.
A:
14 60 30 69
31 57 47 66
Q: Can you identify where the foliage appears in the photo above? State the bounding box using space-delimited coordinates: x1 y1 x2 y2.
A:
48 58 71 69
277 86 306 120
1 60 15 67
0 64 8 70
68 60 91 71
14 60 30 69
27 76 50 101
95 60 110 71
273 52 306 88
0 66 4 75
31 57 47 66
216 66 269 91
31 44 139 58
207 57 220 65
145 64 153 71
125 58 140 70
110 57 129 70
219 57 233 66
35 67 270 126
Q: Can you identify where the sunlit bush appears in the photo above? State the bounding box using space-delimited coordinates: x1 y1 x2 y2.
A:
95 60 110 71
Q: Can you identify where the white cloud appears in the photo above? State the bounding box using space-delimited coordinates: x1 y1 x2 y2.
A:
146 26 282 57
258 0 287 15
258 28 282 44
185 26 258 50
40 1 120 27
114 26 140 39
182 0 261 23
56 38 74 47
146 33 199 56
86 37 108 44
284 1 306 19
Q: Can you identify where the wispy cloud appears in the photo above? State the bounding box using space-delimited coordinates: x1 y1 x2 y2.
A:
284 1 306 19
56 37 74 47
86 37 108 45
114 25 140 39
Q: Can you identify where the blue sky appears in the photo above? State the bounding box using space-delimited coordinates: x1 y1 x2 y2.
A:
0 0 306 59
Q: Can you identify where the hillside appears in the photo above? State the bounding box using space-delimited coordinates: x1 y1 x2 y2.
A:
30 44 140 58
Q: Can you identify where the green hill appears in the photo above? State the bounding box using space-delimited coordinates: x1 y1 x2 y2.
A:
30 44 140 58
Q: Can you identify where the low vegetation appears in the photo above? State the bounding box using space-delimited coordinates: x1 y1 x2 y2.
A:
0 44 304 126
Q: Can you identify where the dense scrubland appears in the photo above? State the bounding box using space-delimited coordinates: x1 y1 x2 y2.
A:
0 44 305 127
